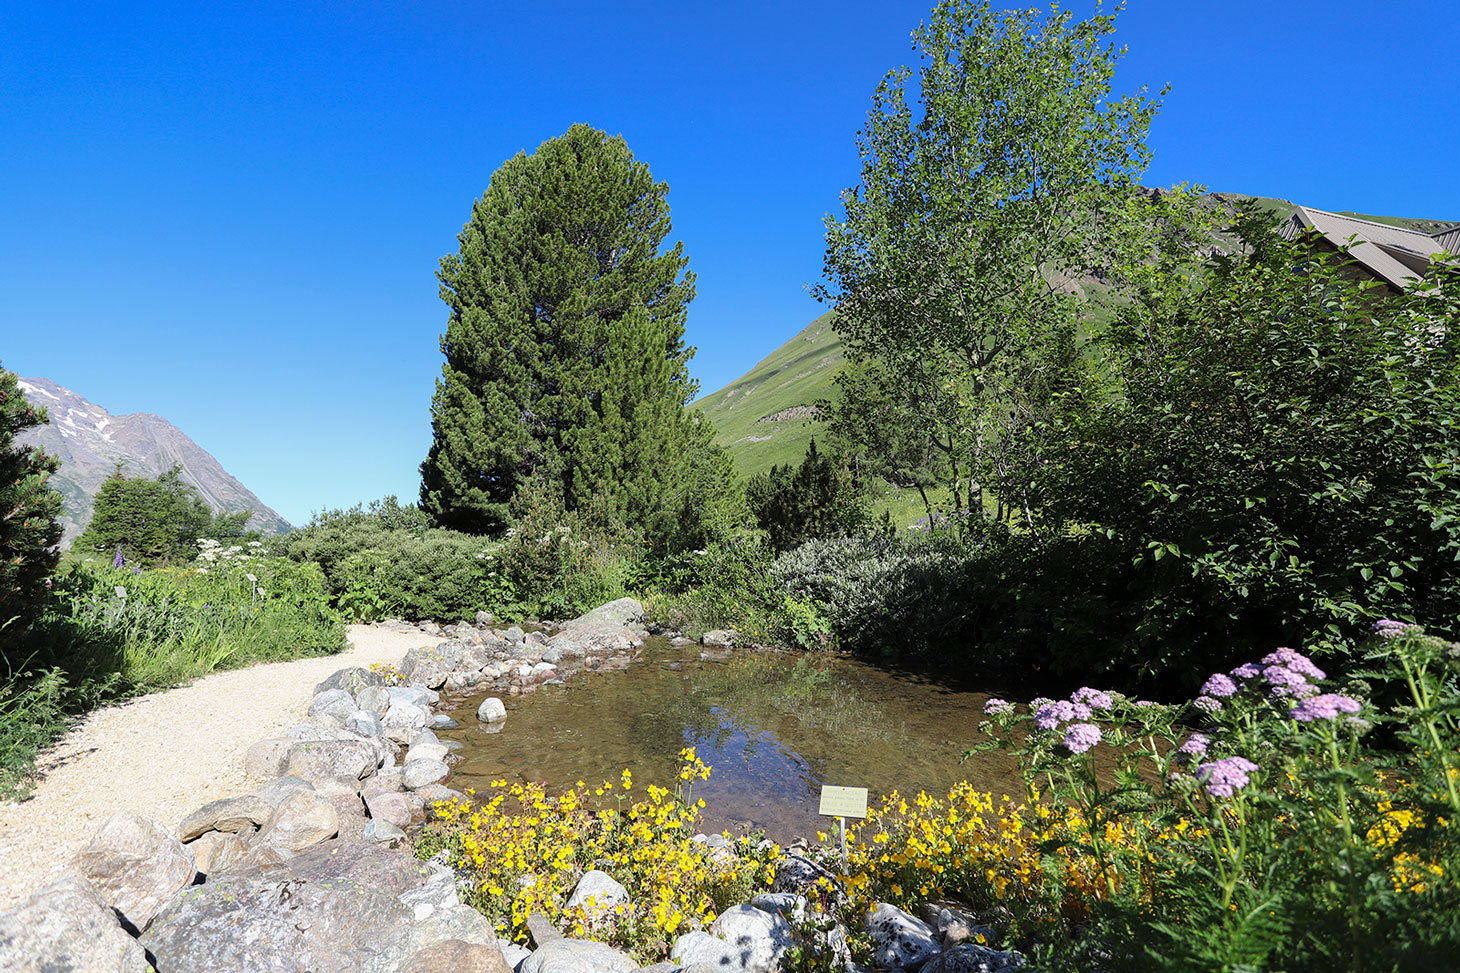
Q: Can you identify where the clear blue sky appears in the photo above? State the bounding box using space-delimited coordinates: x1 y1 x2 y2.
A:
3 0 1456 527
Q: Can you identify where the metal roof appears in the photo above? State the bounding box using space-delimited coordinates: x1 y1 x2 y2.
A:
1434 224 1460 255
1280 206 1449 291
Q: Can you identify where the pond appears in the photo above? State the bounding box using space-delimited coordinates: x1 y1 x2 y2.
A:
436 638 1024 843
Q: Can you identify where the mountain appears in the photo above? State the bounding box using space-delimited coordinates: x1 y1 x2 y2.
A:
696 194 1458 485
16 377 291 547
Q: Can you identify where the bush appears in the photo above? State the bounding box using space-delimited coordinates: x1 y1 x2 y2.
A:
745 440 869 553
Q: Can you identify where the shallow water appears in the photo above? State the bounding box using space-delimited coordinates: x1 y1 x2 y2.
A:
437 639 1026 843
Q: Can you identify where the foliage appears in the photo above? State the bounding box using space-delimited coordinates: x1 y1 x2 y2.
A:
746 440 870 554
0 363 63 639
416 749 780 961
817 0 1177 518
1039 217 1460 664
0 669 71 800
72 463 250 567
420 123 738 550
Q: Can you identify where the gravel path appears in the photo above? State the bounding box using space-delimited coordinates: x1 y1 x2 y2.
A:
0 624 438 909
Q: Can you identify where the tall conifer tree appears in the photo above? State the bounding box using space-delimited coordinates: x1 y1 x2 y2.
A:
0 364 62 636
421 125 735 544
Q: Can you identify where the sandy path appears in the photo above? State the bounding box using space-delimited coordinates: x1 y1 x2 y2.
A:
0 624 438 910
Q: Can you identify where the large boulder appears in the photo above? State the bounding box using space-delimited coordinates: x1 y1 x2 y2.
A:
245 737 294 778
919 943 1027 973
671 904 795 973
142 839 433 973
550 621 641 655
0 874 152 972
357 685 392 717
369 902 499 973
400 646 457 690
405 938 514 973
286 739 380 784
565 869 630 921
314 666 387 697
519 938 637 973
865 902 942 971
566 598 645 629
250 775 317 808
254 791 340 853
477 697 507 722
402 759 451 790
70 812 197 931
178 794 276 841
701 630 735 648
308 688 359 725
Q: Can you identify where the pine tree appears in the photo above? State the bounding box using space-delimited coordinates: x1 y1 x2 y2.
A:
74 464 247 566
0 364 63 637
420 124 733 545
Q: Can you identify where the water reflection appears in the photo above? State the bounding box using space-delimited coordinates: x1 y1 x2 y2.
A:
437 639 1023 843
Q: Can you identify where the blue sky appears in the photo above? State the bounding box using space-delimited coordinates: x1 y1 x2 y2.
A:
3 0 1456 527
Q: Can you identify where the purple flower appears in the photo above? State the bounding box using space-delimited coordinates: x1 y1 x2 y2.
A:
983 698 1014 716
1290 694 1363 723
1063 723 1102 754
113 548 125 569
1176 733 1211 762
1071 687 1114 710
1034 699 1088 730
1192 695 1222 714
1134 700 1157 708
1261 647 1325 682
1230 663 1262 681
1201 673 1239 698
1196 756 1259 798
1262 665 1317 698
1374 619 1420 639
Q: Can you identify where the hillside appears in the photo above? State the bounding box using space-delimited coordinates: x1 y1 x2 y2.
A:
696 194 1456 486
17 377 291 547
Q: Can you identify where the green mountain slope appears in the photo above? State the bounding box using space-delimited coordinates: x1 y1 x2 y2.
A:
696 195 1455 487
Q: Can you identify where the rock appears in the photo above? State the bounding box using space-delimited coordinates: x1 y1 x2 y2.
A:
701 630 735 648
245 737 294 777
347 708 386 737
520 938 637 973
142 839 432 972
503 626 526 643
314 666 387 697
364 819 407 844
567 597 645 629
502 942 533 971
405 939 514 973
0 874 152 972
408 742 451 765
255 791 340 853
921 901 996 948
363 768 406 797
366 790 413 828
750 892 808 922
250 775 316 808
384 701 431 743
551 621 640 654
410 728 443 747
770 854 843 901
865 902 942 971
565 869 630 920
550 638 586 659
389 685 439 709
178 794 276 840
370 903 499 973
417 783 469 806
199 831 251 874
70 812 197 931
403 758 451 790
286 739 380 783
401 646 458 690
433 715 460 730
309 688 359 725
477 697 508 722
919 943 1027 973
713 903 796 972
357 685 392 717
399 867 459 920
527 911 563 945
476 610 495 626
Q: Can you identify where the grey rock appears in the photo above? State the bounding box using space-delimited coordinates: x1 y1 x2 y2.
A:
362 768 405 797
410 728 442 747
366 790 413 828
407 741 451 765
193 831 250 875
178 794 275 840
402 758 451 790
255 791 340 853
551 621 641 654
567 597 645 629
286 738 380 783
433 714 460 729
770 854 843 900
388 685 439 709
565 869 630 920
527 912 563 945
541 646 565 665
919 943 1027 973
314 666 387 697
921 901 996 949
476 610 495 626
70 812 196 931
346 708 386 737
502 942 534 971
399 871 460 921
357 684 392 717
520 938 637 973
405 939 514 973
309 688 359 725
504 626 526 644
549 638 585 659
0 874 151 972
368 903 498 973
363 819 407 844
750 892 809 922
249 775 316 808
701 630 735 648
245 737 293 777
142 839 432 973
712 904 795 973
478 696 508 722
865 902 942 971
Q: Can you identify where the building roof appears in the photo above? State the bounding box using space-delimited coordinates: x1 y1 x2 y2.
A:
1278 206 1455 291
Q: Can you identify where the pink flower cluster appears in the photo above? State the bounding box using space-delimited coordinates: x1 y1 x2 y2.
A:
1196 756 1259 798
1289 693 1362 723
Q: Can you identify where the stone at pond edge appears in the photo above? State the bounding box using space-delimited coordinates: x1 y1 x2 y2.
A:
919 943 1028 973
314 665 387 697
0 874 151 973
254 791 339 853
286 739 380 783
565 869 630 920
478 696 508 722
178 794 276 841
865 902 942 971
520 938 638 973
700 629 735 648
406 938 514 973
309 688 358 725
566 597 645 629
70 811 197 931
402 758 451 790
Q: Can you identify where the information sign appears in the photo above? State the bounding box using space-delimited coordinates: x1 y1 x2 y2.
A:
818 785 869 819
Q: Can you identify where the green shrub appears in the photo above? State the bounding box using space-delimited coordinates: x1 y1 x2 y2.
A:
0 363 63 639
745 440 869 553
